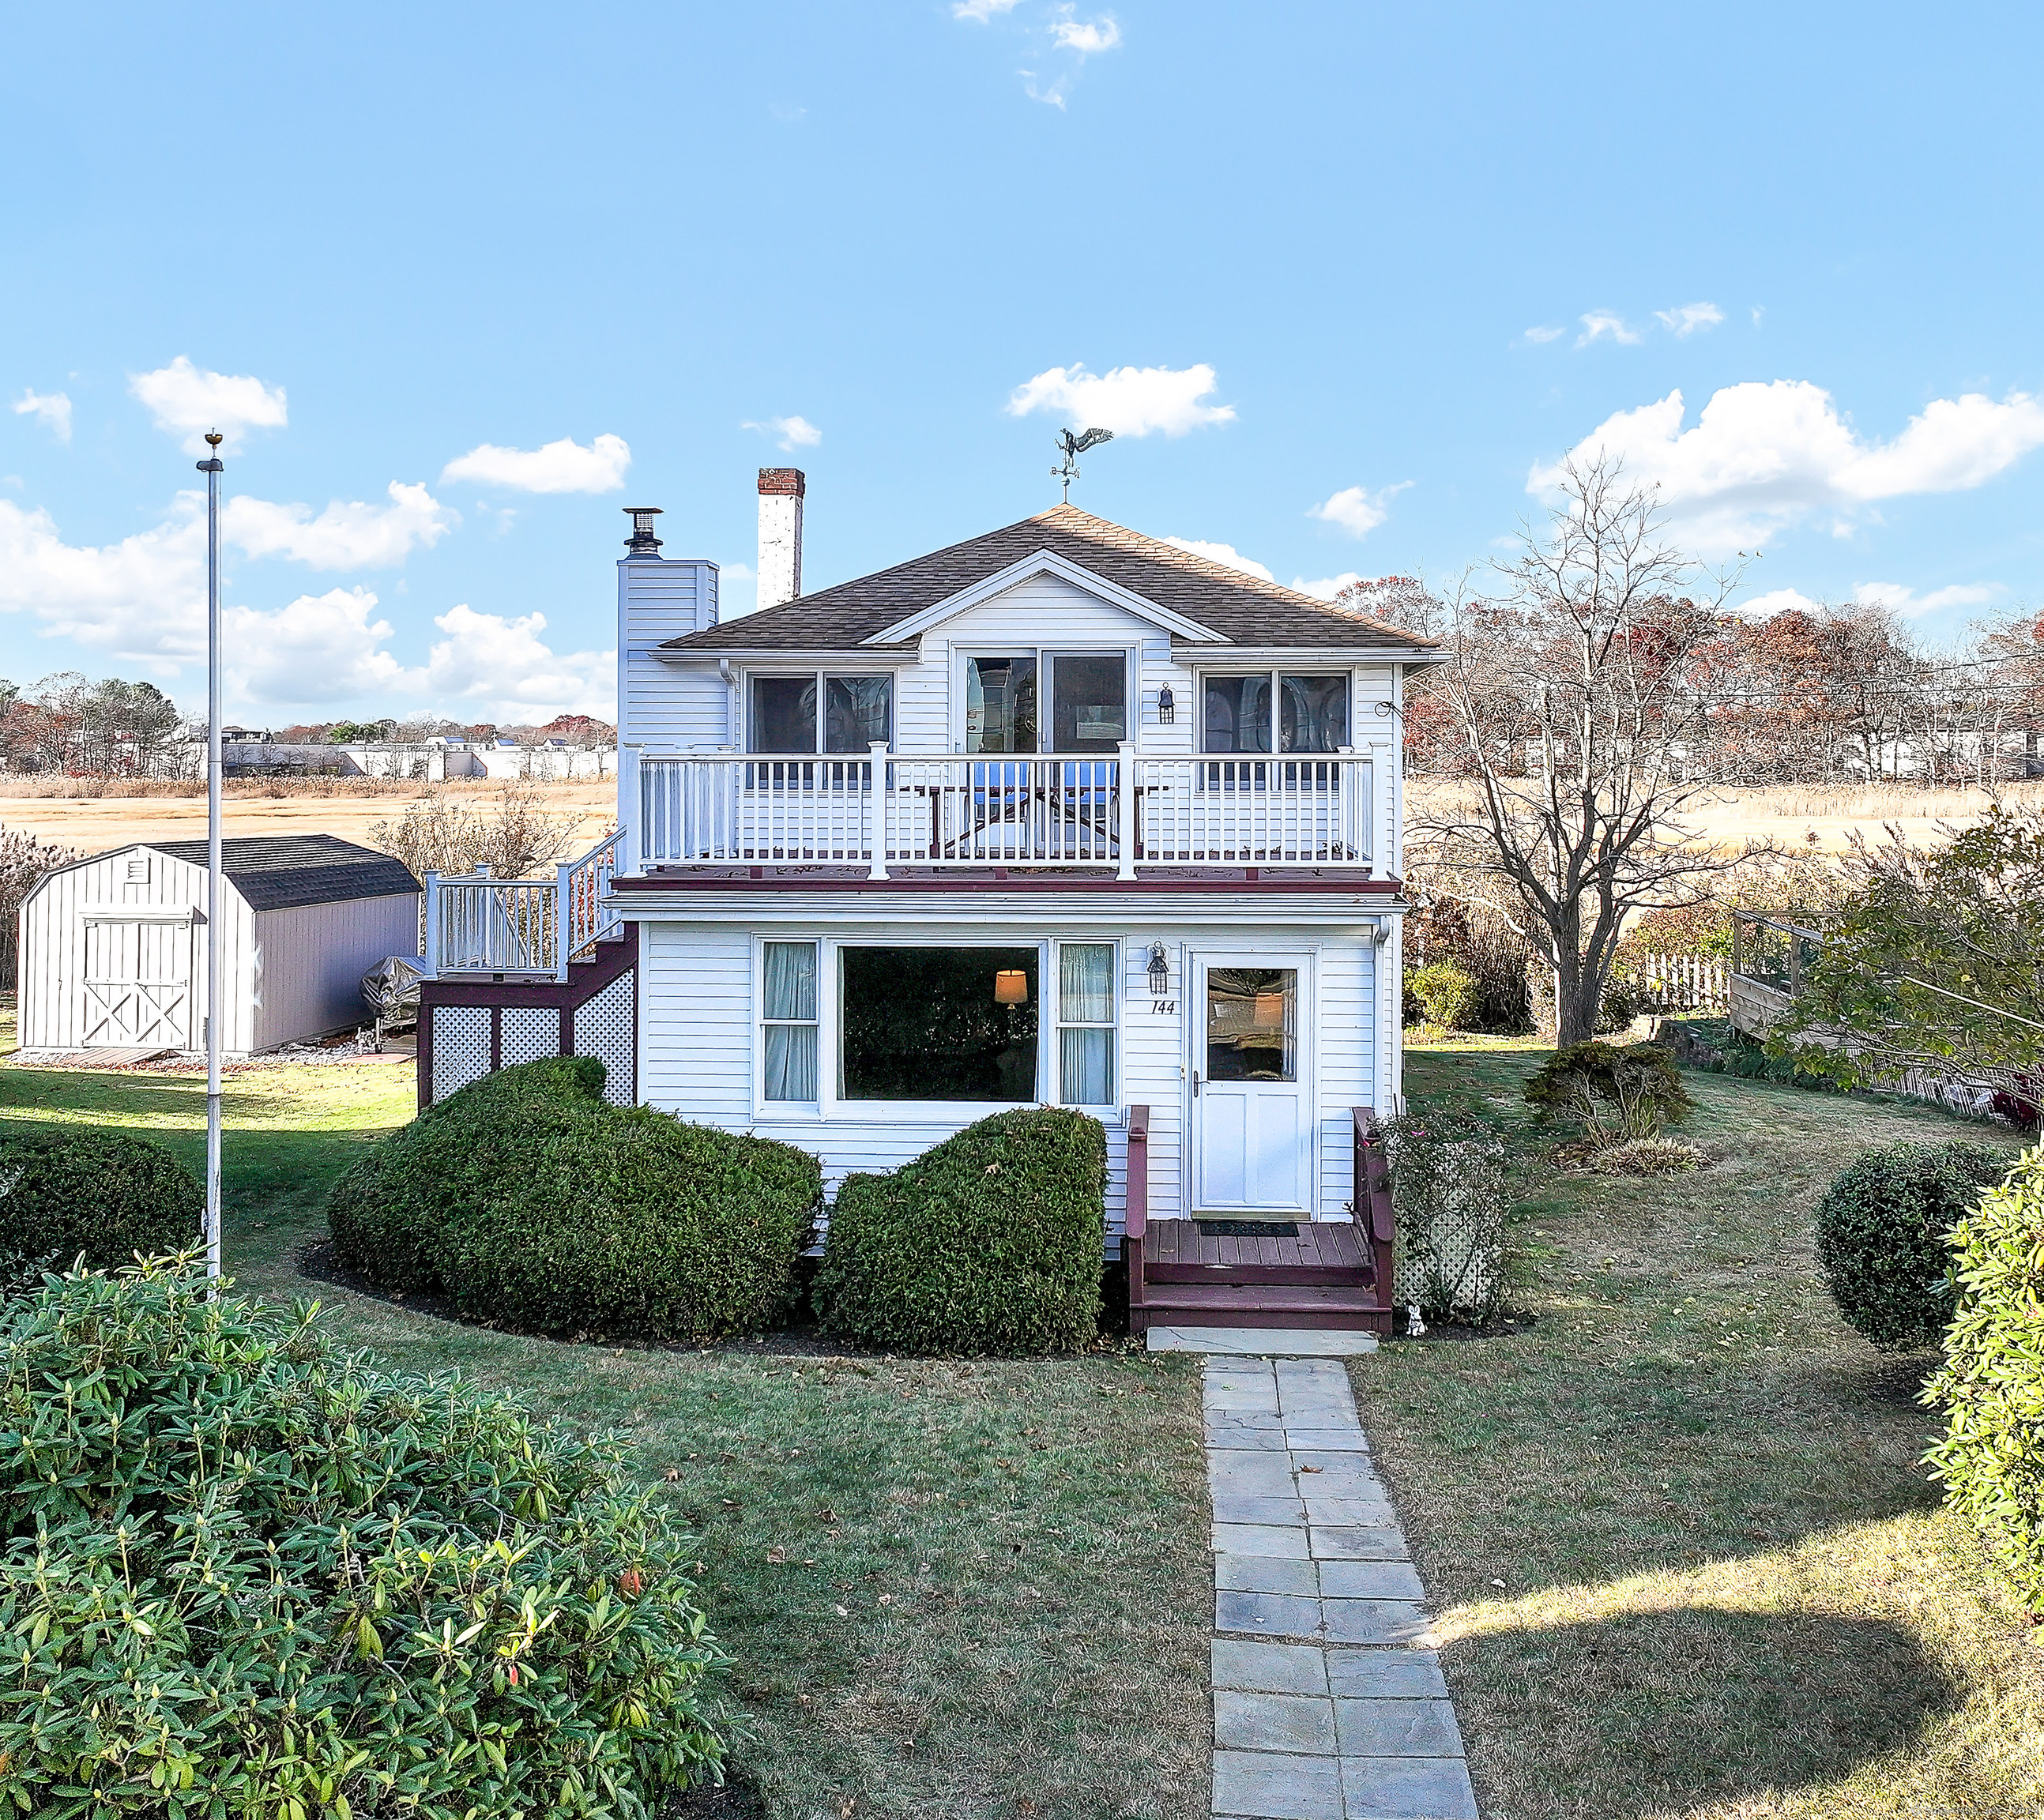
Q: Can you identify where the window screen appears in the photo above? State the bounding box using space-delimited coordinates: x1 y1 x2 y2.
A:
751 677 817 753
1049 654 1127 750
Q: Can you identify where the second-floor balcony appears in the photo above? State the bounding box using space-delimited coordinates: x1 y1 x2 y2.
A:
630 746 1376 878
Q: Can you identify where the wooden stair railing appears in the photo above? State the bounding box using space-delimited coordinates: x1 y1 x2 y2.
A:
1353 1107 1397 1307
1124 1105 1150 1332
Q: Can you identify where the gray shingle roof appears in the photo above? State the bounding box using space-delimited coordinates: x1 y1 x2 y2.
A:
662 504 1438 653
146 835 419 912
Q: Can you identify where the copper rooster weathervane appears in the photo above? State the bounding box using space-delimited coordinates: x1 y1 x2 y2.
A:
1052 427 1114 501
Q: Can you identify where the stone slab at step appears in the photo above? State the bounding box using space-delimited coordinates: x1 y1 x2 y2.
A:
1148 1326 1380 1356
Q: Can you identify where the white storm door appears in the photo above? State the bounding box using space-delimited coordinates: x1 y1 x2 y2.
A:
1191 955 1312 1214
81 917 194 1048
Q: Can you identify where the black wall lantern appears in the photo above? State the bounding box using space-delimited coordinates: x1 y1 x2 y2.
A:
1157 686 1175 725
1147 942 1169 994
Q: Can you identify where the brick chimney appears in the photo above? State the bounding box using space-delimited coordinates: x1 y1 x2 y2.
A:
757 468 805 610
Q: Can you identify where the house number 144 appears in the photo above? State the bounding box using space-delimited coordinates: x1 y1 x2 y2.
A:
1150 998 1178 1014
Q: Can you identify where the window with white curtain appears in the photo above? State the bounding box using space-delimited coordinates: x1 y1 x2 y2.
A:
761 940 819 1102
1057 941 1116 1106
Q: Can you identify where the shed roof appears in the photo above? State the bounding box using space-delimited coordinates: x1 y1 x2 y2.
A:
661 503 1439 654
143 835 420 912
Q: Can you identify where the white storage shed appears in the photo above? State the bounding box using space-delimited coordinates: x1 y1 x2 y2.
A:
15 835 420 1059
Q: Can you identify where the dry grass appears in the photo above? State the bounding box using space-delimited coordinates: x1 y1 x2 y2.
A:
1408 779 2044 857
0 777 617 853
0 774 423 799
1362 1037 2044 1819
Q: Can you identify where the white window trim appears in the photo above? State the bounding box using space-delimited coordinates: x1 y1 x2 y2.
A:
950 645 1141 755
1052 937 1122 1110
742 667 898 754
752 934 825 1117
1195 667 1357 756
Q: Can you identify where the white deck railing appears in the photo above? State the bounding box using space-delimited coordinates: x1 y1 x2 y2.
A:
424 829 623 978
634 746 1372 877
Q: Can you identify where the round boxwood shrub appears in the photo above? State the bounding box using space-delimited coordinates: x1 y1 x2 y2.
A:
1409 961 1479 1030
0 1128 201 1283
329 1056 821 1343
1815 1138 2010 1349
1925 1149 2044 1614
0 1257 725 1815
815 1107 1106 1355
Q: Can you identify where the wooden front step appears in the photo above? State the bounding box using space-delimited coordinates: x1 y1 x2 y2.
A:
1142 1217 1376 1288
1135 1280 1392 1333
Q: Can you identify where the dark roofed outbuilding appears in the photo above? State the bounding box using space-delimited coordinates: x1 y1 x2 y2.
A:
16 834 421 1058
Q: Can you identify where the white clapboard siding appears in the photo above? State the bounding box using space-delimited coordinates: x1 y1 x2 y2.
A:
634 910 1380 1232
618 558 723 749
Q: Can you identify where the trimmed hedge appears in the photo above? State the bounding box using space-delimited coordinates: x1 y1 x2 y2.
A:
0 1128 201 1282
329 1057 820 1343
0 1258 724 1814
1524 1039 1693 1125
815 1107 1106 1355
1925 1149 2044 1613
1815 1139 2009 1349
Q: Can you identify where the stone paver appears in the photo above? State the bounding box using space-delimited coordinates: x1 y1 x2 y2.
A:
1203 1356 1477 1820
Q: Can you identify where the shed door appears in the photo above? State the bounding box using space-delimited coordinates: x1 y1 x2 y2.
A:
81 918 194 1048
1191 955 1313 1216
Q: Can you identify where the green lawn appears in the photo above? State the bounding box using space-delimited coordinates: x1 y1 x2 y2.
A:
1363 1036 2044 1820
0 999 1211 1820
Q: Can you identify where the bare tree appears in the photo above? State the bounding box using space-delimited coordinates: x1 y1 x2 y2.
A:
367 783 585 879
1410 455 1757 1045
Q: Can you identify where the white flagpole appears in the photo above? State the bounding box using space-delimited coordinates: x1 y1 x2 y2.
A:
198 430 225 1280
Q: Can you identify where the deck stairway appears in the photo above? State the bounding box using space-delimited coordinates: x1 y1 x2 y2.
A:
1124 1107 1398 1341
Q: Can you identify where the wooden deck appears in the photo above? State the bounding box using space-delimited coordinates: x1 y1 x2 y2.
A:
1124 1108 1398 1337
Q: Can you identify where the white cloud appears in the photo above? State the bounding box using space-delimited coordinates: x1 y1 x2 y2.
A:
1522 325 1565 345
224 481 454 569
1049 6 1121 53
0 493 207 666
1531 380 2044 555
1161 537 1273 581
1022 71 1071 108
1576 311 1643 348
12 389 72 442
1655 301 1724 337
1733 586 1826 619
129 355 288 454
1853 580 2003 617
422 604 614 721
952 0 1021 17
1007 362 1233 437
440 433 631 494
223 588 416 705
742 415 822 452
1308 481 1411 540
1292 573 1364 602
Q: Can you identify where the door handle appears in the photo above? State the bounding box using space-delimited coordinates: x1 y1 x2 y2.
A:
1192 1070 1201 1098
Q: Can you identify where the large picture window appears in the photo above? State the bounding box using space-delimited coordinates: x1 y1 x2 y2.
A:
966 652 1129 754
1203 672 1350 754
750 673 894 753
840 946 1039 1101
760 941 819 1102
1057 942 1116 1106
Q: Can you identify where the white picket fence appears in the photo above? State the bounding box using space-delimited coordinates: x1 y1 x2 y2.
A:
1618 952 1730 1012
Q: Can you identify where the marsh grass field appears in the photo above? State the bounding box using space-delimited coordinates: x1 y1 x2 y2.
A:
2 1004 2041 1816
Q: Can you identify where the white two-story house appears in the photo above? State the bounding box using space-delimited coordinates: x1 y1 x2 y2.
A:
416 470 1438 1342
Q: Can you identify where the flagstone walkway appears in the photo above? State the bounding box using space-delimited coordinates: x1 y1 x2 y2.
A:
1203 1356 1479 1820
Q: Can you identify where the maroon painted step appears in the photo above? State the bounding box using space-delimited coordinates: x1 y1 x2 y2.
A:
1139 1280 1391 1333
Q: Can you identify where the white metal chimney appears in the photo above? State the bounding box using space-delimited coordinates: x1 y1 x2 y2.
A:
757 468 805 609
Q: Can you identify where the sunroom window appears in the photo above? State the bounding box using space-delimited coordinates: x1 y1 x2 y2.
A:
751 674 894 753
760 941 819 1101
966 652 1130 754
1057 942 1116 1106
1202 672 1351 754
840 946 1038 1101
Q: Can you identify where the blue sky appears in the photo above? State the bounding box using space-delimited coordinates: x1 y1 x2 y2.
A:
4 2 2042 724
